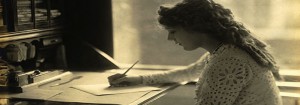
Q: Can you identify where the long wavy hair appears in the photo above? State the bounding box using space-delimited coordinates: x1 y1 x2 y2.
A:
158 0 282 80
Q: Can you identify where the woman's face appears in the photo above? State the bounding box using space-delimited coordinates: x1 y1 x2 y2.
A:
167 27 205 51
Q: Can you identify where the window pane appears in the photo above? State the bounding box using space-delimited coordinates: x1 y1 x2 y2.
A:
113 0 300 69
112 0 205 65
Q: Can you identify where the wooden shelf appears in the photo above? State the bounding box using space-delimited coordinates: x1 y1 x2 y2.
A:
0 27 62 47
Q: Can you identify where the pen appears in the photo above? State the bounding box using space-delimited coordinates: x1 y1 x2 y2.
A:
50 76 83 87
122 60 139 76
108 60 139 87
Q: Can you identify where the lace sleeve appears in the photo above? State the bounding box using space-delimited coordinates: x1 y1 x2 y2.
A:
142 53 209 85
196 57 253 105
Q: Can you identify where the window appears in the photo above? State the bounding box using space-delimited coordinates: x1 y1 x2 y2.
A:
112 0 205 66
112 0 300 69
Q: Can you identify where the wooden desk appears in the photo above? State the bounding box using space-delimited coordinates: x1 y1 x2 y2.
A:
2 69 180 105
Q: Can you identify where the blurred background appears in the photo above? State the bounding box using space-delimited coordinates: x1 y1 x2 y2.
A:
112 0 300 69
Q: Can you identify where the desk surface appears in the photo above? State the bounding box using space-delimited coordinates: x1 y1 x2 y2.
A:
2 69 179 105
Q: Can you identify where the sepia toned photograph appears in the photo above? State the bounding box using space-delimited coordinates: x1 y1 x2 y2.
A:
0 0 300 105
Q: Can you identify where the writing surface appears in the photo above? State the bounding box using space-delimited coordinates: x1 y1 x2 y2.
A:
71 84 161 96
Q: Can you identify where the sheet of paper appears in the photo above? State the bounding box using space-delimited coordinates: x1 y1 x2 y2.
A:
71 84 161 96
10 89 63 100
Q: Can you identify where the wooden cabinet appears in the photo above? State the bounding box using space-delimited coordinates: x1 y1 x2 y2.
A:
0 0 65 71
0 0 7 32
0 0 64 32
0 0 115 71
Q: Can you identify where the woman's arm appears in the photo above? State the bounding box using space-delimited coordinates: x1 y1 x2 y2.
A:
141 53 209 85
108 53 209 86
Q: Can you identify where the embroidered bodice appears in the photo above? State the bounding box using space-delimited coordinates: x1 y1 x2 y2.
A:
141 44 282 105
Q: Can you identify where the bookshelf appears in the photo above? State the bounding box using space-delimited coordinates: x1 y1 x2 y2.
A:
0 0 65 72
0 0 64 33
0 0 7 32
0 0 114 70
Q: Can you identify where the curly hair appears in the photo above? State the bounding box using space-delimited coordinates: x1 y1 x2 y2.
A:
158 0 282 80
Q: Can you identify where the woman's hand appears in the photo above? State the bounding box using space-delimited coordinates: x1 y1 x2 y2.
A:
107 73 143 87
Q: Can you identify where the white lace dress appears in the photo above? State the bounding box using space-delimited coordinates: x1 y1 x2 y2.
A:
141 44 282 105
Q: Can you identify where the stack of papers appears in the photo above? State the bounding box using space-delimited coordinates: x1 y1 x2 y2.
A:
71 84 161 96
10 89 63 100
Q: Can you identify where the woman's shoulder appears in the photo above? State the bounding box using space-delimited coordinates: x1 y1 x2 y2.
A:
213 44 255 63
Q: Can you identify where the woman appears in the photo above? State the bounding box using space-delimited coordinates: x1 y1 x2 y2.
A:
108 0 283 104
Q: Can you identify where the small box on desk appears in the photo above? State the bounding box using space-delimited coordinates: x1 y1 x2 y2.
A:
0 70 72 93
